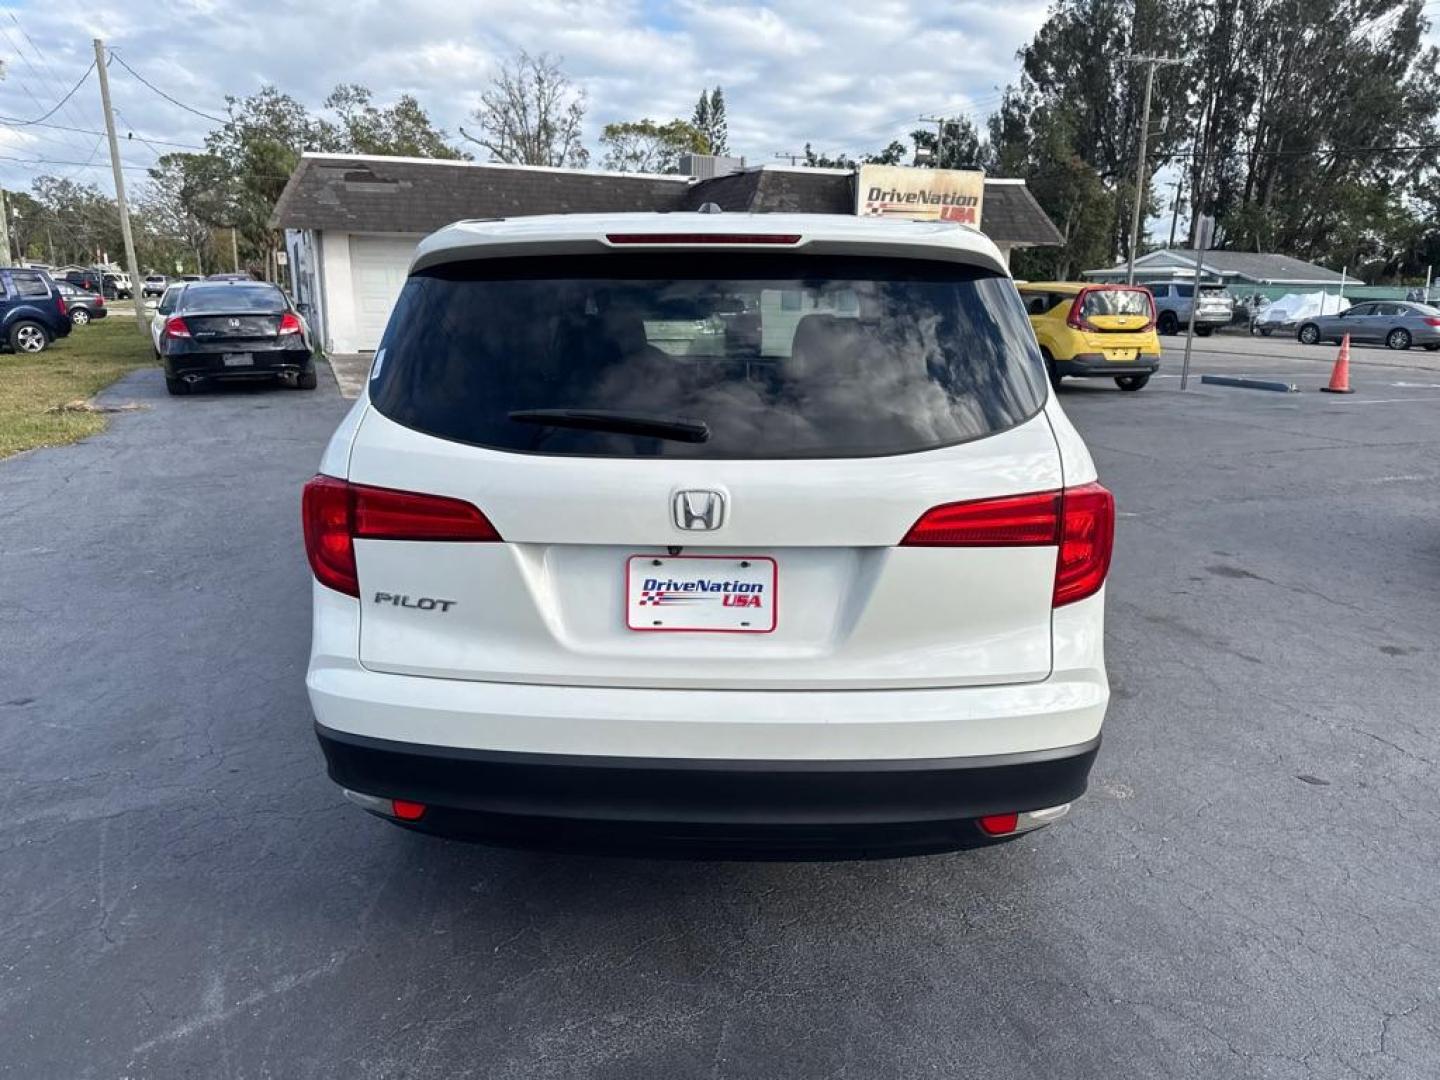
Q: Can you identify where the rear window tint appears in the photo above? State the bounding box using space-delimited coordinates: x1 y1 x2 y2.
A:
179 285 285 314
1081 289 1151 317
370 254 1048 459
11 272 50 299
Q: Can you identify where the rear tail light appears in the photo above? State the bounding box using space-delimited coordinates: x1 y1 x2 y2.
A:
391 800 427 821
1424 317 1440 327
95 293 105 307
163 316 191 339
901 482 1115 607
278 311 303 335
1053 483 1115 606
56 295 68 317
301 476 502 597
1065 297 1091 332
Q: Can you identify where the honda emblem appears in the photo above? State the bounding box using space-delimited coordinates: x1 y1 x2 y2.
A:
673 490 725 531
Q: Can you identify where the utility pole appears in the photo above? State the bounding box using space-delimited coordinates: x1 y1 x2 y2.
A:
231 226 239 272
1180 112 1211 392
918 115 950 167
0 189 12 266
1167 175 1184 250
1124 55 1181 284
93 39 147 336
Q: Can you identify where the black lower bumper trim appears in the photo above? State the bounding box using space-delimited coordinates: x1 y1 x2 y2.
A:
1056 354 1161 377
315 725 1100 858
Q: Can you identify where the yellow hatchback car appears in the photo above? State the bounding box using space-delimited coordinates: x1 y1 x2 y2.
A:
1019 283 1161 391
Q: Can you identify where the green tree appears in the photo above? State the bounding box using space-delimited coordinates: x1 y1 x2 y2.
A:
315 84 465 159
599 119 707 173
910 117 985 169
691 86 728 155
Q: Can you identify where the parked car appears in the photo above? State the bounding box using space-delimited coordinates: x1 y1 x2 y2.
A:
156 280 317 394
1019 282 1160 391
149 283 187 355
53 281 108 325
1297 300 1440 350
302 212 1115 858
65 268 109 297
142 274 170 298
2 267 71 352
1149 282 1234 335
102 272 132 299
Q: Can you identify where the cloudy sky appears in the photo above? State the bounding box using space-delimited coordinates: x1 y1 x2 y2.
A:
0 0 1051 198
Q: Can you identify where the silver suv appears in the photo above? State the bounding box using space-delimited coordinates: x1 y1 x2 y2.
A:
1149 282 1234 336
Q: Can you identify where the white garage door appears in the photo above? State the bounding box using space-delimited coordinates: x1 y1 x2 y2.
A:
349 235 420 351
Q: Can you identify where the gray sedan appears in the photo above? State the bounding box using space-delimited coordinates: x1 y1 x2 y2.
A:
1296 301 1440 350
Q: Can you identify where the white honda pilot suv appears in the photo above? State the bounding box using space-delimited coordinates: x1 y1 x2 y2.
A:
303 212 1113 858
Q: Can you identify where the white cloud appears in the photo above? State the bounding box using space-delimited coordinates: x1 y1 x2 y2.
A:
0 0 1054 195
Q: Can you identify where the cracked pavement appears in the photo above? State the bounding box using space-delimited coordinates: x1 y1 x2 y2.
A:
1 349 1438 1078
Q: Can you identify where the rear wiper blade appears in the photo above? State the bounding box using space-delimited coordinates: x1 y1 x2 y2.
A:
507 409 710 443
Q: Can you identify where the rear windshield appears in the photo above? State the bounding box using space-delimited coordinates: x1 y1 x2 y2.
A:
1081 289 1151 317
369 254 1047 459
179 285 285 314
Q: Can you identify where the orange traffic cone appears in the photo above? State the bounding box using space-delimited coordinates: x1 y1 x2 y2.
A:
1321 333 1354 394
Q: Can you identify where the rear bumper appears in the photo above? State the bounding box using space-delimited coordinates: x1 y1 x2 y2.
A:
316 724 1099 857
163 345 313 378
1056 353 1161 377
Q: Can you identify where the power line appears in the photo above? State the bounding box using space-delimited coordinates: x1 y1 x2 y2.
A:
0 117 207 151
0 58 97 126
3 13 103 150
106 52 228 124
0 26 96 160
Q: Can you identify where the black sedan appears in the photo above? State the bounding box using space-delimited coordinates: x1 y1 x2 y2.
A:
156 281 318 395
53 282 109 326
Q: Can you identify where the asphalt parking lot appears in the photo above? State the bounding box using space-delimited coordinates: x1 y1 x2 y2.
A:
3 338 1438 1079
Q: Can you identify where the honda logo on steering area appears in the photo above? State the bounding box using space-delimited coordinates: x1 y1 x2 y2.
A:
673 490 725 531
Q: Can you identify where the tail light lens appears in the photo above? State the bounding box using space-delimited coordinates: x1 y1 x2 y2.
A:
278 312 303 335
302 476 502 597
1423 317 1440 327
1065 296 1091 331
901 482 1115 607
95 293 105 307
56 295 68 317
163 316 191 339
1053 483 1115 606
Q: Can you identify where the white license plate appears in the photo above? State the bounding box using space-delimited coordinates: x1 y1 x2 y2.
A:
626 555 777 633
222 353 253 367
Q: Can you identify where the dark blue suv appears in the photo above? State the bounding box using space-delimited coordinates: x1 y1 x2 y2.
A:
2 268 72 353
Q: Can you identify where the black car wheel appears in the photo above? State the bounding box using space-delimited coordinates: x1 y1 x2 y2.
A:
1386 328 1412 350
295 368 318 390
1194 325 1213 337
1158 311 1179 335
70 308 91 326
165 376 190 396
1298 323 1321 345
1115 374 1151 391
9 320 50 353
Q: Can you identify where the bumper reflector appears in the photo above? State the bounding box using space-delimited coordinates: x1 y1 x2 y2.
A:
391 799 427 821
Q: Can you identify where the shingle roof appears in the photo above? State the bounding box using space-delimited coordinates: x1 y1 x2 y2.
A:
1135 249 1345 283
270 154 1062 247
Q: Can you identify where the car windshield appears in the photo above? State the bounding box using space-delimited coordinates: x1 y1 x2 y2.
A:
1081 289 1151 317
179 285 285 314
370 253 1048 459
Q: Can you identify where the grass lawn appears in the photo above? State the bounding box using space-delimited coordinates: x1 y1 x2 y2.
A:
0 315 155 459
